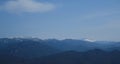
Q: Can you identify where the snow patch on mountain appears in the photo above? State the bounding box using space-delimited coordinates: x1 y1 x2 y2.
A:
82 38 96 42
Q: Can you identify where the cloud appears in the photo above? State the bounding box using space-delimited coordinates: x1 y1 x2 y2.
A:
0 0 56 13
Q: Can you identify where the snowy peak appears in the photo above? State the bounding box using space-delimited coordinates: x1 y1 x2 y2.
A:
82 38 96 42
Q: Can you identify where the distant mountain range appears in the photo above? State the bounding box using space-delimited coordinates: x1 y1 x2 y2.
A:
0 38 120 64
0 38 60 58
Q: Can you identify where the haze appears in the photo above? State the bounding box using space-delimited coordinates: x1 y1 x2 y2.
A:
0 0 120 41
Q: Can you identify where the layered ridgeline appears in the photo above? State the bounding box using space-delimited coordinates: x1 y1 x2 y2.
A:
0 38 120 64
0 38 120 58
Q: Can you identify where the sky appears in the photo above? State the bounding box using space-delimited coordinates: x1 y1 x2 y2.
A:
0 0 120 41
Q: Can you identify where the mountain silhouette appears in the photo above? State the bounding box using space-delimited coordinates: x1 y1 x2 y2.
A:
0 38 120 64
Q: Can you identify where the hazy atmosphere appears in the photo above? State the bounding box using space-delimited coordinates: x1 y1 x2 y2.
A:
0 0 120 41
0 1 120 64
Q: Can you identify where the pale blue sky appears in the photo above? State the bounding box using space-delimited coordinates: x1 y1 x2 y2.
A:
0 0 120 41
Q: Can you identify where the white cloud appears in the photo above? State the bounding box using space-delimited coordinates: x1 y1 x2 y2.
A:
0 0 56 13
